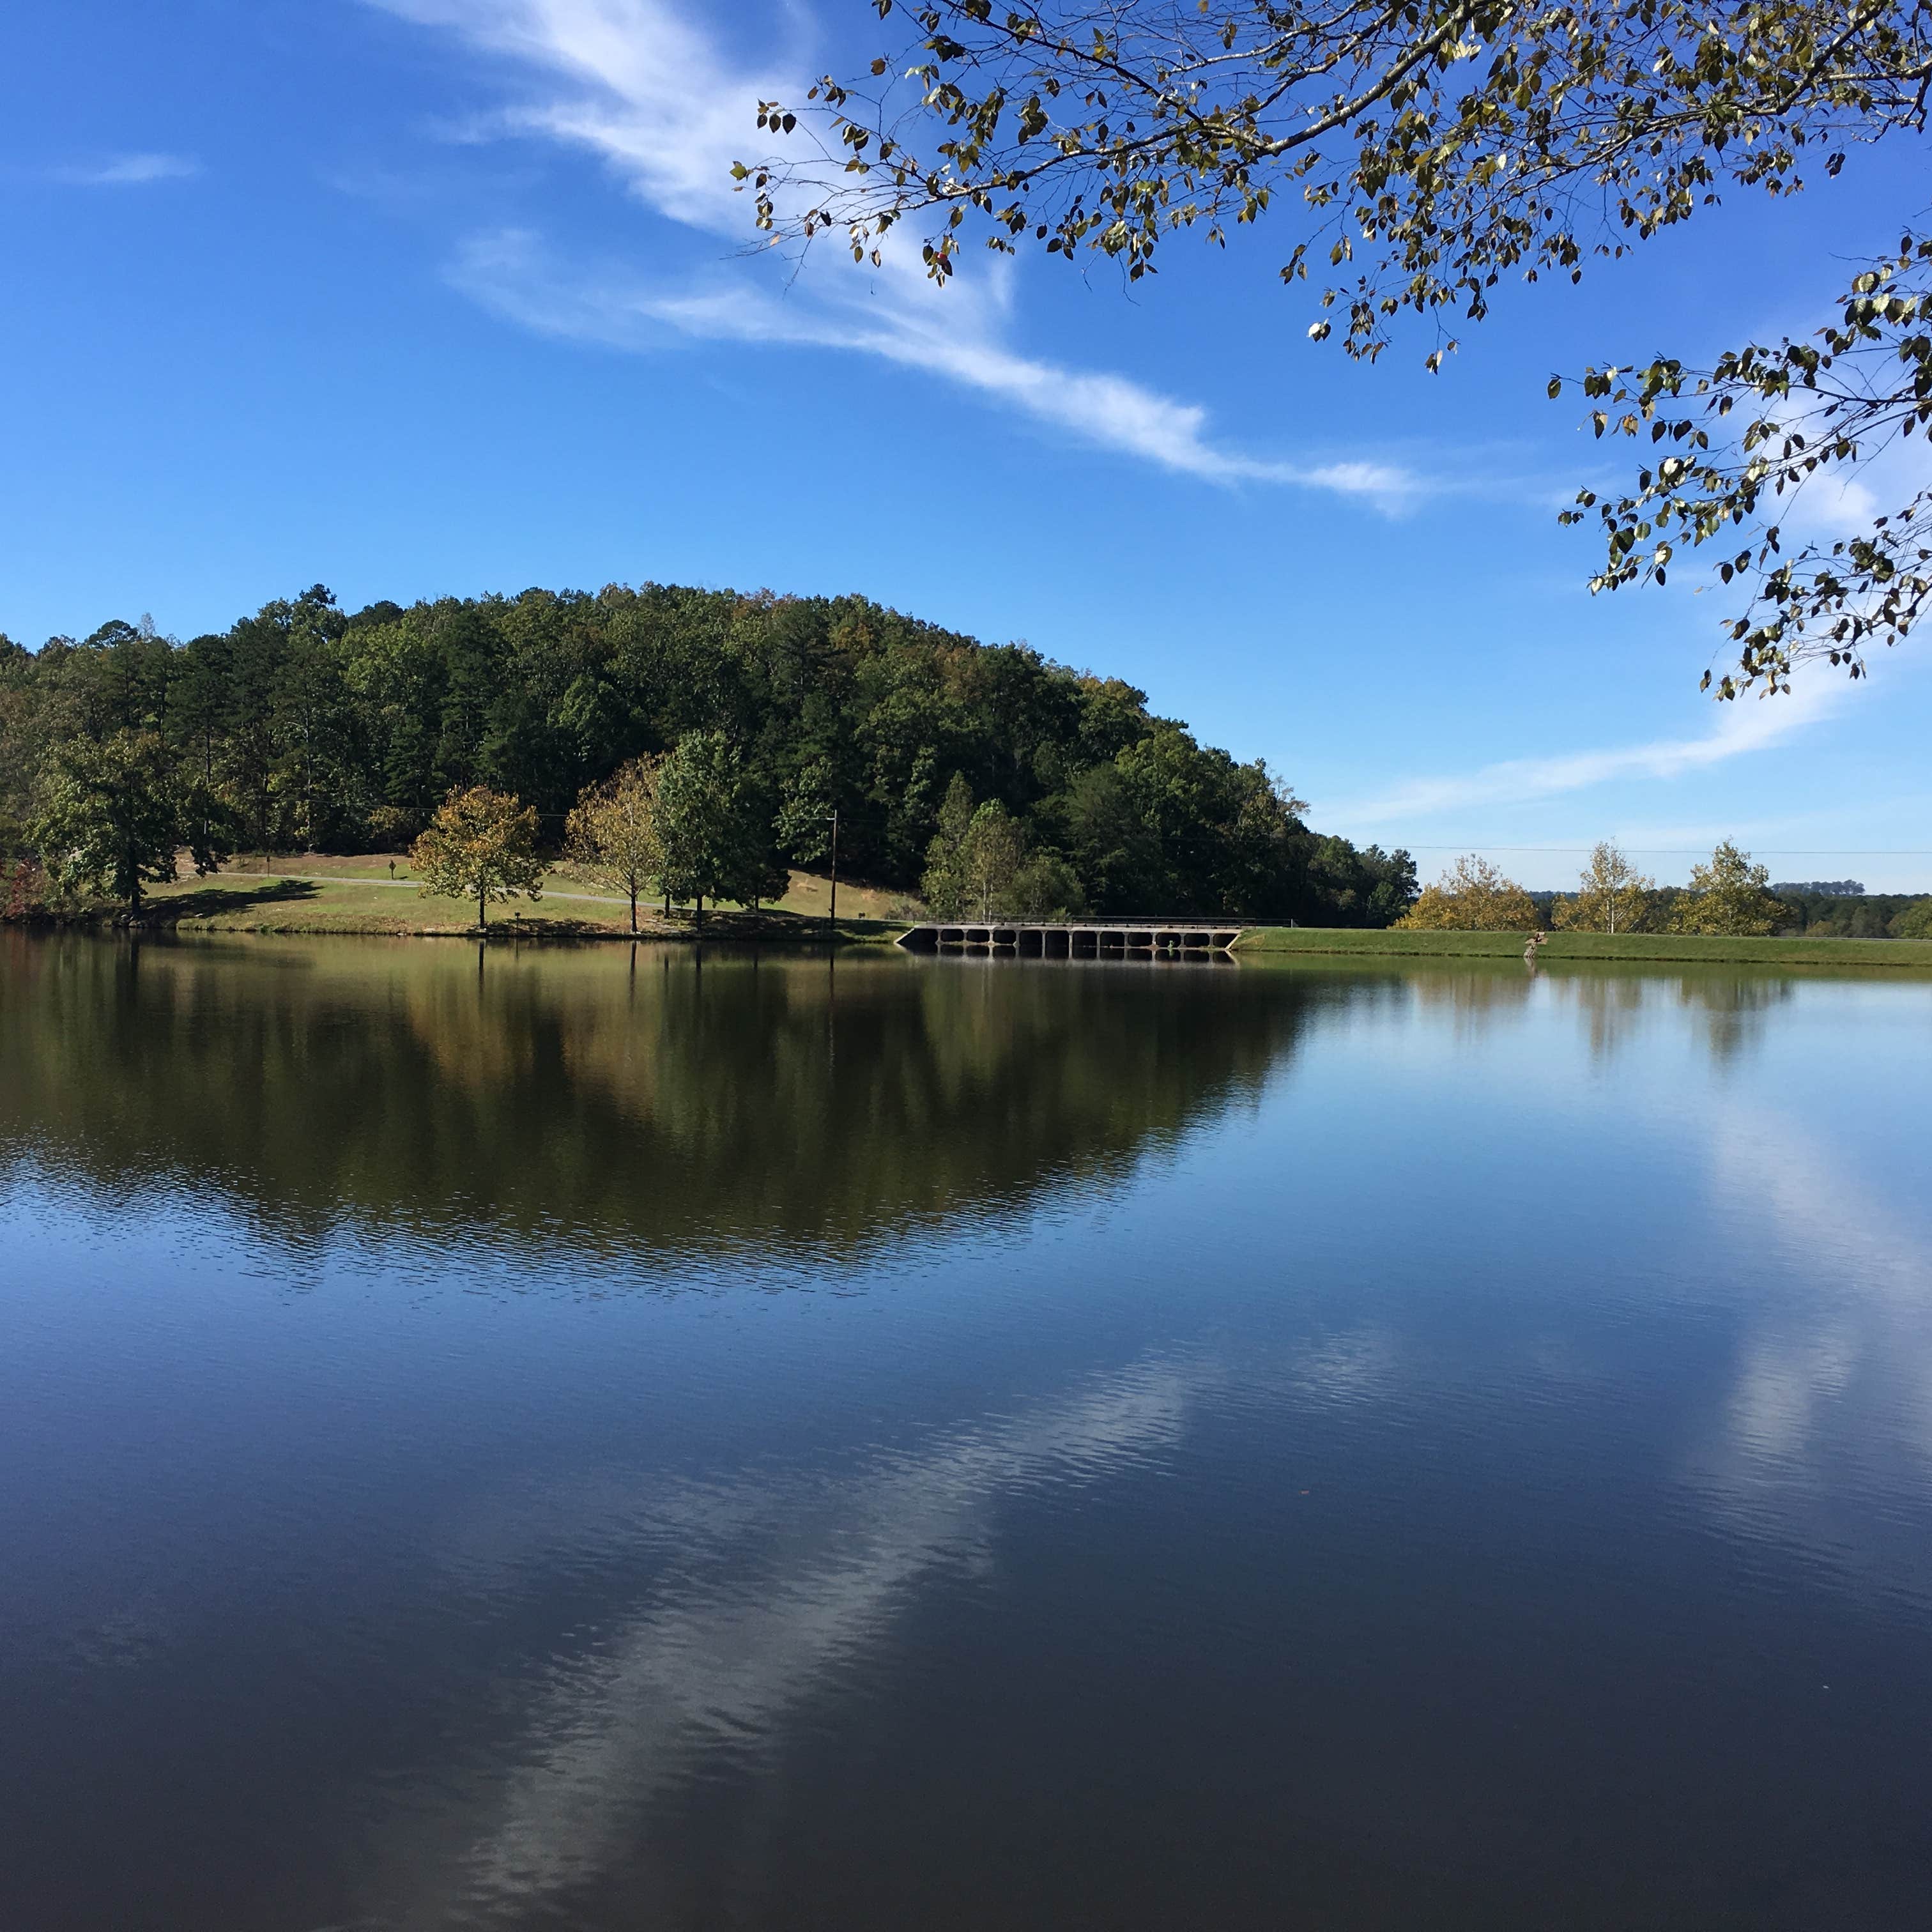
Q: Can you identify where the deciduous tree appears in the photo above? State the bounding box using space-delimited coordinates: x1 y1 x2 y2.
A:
31 729 227 917
776 756 839 867
962 800 1025 919
566 756 664 933
919 770 979 916
1669 841 1786 937
1552 841 1657 935
1397 854 1538 931
410 785 546 929
1010 848 1087 917
654 730 785 923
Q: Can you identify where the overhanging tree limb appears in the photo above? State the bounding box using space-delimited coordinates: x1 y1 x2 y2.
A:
742 0 1932 692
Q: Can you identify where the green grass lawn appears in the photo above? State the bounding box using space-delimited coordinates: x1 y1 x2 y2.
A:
1235 924 1932 969
138 857 913 940
98 869 1932 965
146 874 591 935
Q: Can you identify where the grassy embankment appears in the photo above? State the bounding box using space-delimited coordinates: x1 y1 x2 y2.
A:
89 877 1932 964
1235 925 1932 969
138 854 914 940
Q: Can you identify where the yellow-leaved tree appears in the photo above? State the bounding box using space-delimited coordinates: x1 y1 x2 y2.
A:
566 756 663 935
1669 842 1786 937
1552 841 1657 934
410 786 546 930
1397 855 1539 932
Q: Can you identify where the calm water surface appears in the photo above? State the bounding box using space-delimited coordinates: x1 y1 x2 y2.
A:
3 933 1931 1930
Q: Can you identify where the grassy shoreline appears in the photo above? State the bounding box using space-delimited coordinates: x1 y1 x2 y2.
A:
33 856 915 943
1234 925 1932 968
22 876 1932 967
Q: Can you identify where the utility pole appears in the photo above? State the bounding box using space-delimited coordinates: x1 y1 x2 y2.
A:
826 808 839 935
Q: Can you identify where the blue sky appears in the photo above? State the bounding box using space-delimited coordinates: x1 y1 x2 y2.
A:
3 0 1929 889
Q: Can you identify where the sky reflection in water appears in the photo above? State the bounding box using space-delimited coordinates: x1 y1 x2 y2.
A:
2 935 1929 1931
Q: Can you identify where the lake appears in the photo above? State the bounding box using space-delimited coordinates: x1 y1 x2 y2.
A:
3 933 1930 1930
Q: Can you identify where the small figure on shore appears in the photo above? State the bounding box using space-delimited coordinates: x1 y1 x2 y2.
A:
1524 928 1548 967
388 859 396 881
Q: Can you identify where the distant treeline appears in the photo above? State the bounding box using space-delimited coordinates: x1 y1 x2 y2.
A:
1526 887 1932 939
0 583 1420 923
1771 889 1932 938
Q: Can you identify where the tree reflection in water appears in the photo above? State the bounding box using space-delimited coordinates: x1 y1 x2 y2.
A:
0 935 1314 1264
4 935 1932 1932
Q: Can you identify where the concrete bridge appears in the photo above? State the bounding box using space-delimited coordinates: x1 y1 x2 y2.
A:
896 920 1244 958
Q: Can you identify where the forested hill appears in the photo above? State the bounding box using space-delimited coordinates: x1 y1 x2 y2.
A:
0 582 1416 923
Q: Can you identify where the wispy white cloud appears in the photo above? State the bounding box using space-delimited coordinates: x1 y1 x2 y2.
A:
47 152 201 187
1327 677 1844 827
1680 1101 1932 1592
380 0 769 225
450 228 1425 501
372 0 1429 507
360 1351 1216 1918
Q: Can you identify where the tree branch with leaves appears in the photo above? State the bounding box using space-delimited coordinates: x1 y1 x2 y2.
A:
743 0 1932 693
1558 234 1932 693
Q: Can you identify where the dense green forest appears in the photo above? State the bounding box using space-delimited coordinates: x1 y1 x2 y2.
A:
0 582 1416 923
1769 889 1932 939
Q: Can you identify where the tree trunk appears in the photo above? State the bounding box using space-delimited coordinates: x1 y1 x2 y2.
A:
629 885 638 934
696 893 705 928
478 883 487 929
